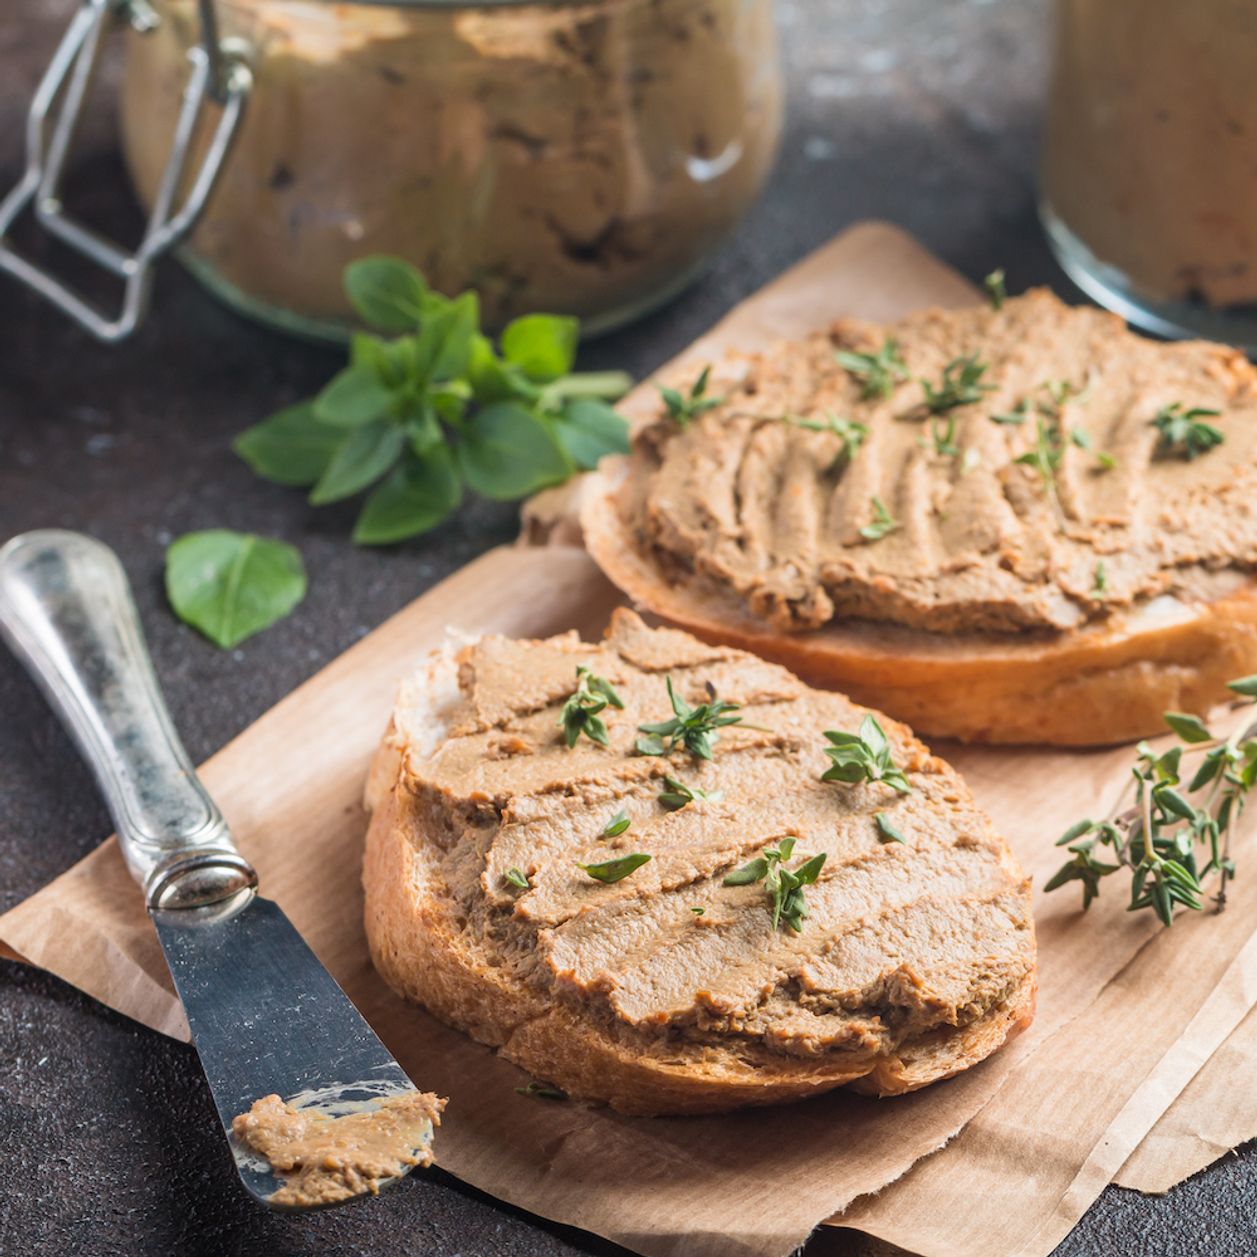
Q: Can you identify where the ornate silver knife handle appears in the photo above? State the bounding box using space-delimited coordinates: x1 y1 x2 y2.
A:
0 530 257 913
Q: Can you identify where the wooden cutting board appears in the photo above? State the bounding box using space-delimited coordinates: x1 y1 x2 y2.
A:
4 222 1256 1257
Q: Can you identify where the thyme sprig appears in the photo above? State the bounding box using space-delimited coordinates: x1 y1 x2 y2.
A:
1046 677 1257 924
858 496 900 542
724 836 827 932
821 715 912 794
559 665 624 748
658 365 724 427
788 412 869 468
658 775 722 810
1151 403 1224 460
921 355 996 415
836 338 909 400
636 676 742 760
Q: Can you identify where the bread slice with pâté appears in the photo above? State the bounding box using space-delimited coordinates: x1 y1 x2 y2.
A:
363 610 1035 1116
580 290 1257 745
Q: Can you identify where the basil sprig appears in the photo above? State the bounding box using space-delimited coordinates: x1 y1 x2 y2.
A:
234 257 631 544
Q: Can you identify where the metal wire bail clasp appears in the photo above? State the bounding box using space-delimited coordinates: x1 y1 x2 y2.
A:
0 0 251 343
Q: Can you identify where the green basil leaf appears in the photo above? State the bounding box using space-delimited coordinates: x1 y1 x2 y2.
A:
500 313 579 382
310 420 405 505
457 402 572 500
467 334 540 404
313 364 394 428
551 398 630 470
413 291 479 383
353 446 462 545
344 256 428 332
232 403 342 487
165 530 306 650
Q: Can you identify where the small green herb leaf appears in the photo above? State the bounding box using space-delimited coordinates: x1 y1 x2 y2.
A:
836 338 909 400
313 364 394 429
690 906 705 916
858 496 900 542
344 256 429 331
458 402 572 500
921 354 995 414
822 715 912 794
874 812 906 843
788 412 868 467
165 530 307 650
504 867 530 890
559 665 624 748
658 775 721 810
310 420 406 505
984 269 1006 311
232 403 343 487
1164 712 1213 744
515 1080 567 1100
636 676 743 760
1228 676 1257 698
352 446 462 544
602 809 631 838
724 856 770 885
1151 403 1224 460
658 365 724 427
578 853 652 883
500 314 579 382
550 398 630 470
1091 561 1107 598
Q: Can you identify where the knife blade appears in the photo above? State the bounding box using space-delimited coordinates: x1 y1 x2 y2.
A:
0 529 434 1210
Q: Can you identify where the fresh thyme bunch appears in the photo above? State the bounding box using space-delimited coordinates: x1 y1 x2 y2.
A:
1047 677 1257 924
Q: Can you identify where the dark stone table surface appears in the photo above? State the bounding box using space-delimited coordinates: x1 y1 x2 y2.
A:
1 0 1253 1253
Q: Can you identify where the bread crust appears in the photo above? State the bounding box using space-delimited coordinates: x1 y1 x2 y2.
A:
580 459 1257 746
363 648 1036 1117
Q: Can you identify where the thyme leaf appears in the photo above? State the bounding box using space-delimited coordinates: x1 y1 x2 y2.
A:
559 665 624 748
636 676 742 760
601 809 631 837
788 412 869 467
515 1081 568 1100
921 354 995 415
722 837 826 932
836 338 909 400
503 867 530 889
821 715 913 795
858 496 900 542
984 269 1007 311
658 365 724 428
578 852 652 883
874 811 906 843
658 775 722 810
1152 403 1224 460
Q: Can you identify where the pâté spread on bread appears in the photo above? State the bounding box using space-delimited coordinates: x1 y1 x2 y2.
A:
583 291 1257 744
363 611 1035 1116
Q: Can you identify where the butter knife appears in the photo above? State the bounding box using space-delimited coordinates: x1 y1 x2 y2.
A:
0 530 434 1211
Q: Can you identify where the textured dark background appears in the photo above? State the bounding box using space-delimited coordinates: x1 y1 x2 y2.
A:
2 0 1254 1254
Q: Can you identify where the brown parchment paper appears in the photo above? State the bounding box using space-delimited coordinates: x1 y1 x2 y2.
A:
3 223 1256 1257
